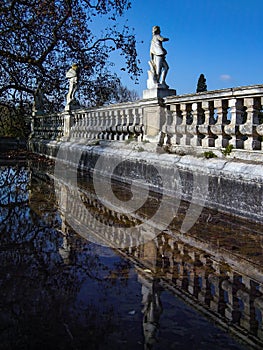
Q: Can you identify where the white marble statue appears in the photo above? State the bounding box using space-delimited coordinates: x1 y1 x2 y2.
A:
65 63 79 108
149 26 169 88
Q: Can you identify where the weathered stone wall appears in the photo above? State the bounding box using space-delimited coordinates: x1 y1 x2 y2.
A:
29 139 263 223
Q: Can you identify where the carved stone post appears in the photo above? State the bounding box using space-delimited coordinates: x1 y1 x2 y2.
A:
142 100 167 144
62 111 73 141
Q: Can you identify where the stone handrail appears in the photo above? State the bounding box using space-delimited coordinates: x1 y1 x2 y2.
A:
31 84 263 154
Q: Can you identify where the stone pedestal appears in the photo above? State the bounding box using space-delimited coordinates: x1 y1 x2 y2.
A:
143 86 176 99
143 69 176 99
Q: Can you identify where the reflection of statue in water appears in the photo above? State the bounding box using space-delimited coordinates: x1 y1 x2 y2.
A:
65 63 80 110
149 26 169 88
141 278 163 350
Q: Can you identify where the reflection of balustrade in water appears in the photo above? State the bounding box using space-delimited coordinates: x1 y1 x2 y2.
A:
54 172 263 349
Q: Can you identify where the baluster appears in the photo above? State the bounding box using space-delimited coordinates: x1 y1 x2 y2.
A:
208 274 225 314
254 297 263 339
210 99 229 148
111 110 118 140
104 110 111 139
165 107 175 146
116 110 123 140
176 103 188 146
100 110 107 139
88 111 94 138
126 109 133 139
224 98 244 149
128 108 136 138
93 111 100 139
169 104 182 146
256 97 263 150
108 110 115 140
117 110 124 140
239 97 261 150
85 112 89 138
199 101 216 147
104 110 109 139
187 102 203 146
97 111 104 139
79 113 85 139
81 112 87 138
122 109 129 140
137 107 144 141
236 288 252 331
92 111 98 138
221 277 235 321
82 112 87 139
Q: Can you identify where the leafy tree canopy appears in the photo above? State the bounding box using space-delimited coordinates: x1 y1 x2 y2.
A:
0 0 141 111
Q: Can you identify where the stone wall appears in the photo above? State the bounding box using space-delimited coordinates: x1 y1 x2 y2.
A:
29 138 263 223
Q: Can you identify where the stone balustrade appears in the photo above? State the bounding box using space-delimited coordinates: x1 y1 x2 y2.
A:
31 84 263 156
33 113 64 140
164 85 263 152
68 104 144 141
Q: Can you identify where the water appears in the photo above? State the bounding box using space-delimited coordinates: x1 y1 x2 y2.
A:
0 158 262 350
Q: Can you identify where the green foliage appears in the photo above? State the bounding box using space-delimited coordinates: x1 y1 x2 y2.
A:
196 74 207 93
0 0 141 112
221 144 234 156
203 151 217 159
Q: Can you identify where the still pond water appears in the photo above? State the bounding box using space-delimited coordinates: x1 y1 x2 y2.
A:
0 157 263 350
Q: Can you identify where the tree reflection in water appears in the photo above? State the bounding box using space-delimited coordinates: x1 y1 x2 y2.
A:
0 164 260 350
0 166 143 349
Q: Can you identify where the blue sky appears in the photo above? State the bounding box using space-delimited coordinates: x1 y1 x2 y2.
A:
110 0 263 97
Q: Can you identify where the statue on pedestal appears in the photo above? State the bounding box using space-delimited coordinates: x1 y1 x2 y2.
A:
148 26 169 89
143 26 176 99
65 63 80 110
